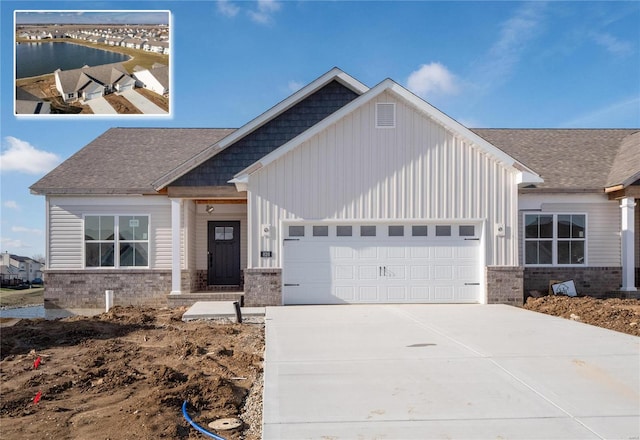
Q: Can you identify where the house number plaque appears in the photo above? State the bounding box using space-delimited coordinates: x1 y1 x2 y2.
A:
260 251 273 258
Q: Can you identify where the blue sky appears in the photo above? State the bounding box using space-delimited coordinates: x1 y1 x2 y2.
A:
1 0 639 258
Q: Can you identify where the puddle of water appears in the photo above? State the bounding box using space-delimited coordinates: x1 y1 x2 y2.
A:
0 305 45 319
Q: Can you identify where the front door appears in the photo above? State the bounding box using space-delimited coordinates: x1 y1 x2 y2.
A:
208 221 241 285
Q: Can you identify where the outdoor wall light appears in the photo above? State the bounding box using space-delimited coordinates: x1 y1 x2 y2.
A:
206 205 215 214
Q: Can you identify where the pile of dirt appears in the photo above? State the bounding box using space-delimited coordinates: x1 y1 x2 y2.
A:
104 94 143 114
524 296 640 336
0 307 264 439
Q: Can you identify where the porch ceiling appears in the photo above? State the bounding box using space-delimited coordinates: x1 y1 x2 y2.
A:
167 185 246 199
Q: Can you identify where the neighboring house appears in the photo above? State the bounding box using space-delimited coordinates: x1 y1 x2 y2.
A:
30 68 639 312
0 252 43 283
143 40 170 55
133 64 169 95
15 86 51 115
54 63 135 102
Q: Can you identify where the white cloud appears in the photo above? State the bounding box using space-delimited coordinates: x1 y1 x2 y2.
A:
11 226 43 235
287 80 304 93
590 32 633 56
3 200 20 210
217 0 240 18
406 62 459 98
0 136 61 175
472 2 546 91
0 237 32 251
248 0 281 24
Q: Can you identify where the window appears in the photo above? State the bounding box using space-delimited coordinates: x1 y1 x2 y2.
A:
459 225 475 237
360 225 376 236
525 214 585 265
436 225 451 236
313 225 328 237
85 215 149 268
388 225 404 237
412 225 428 237
288 225 304 237
336 226 352 237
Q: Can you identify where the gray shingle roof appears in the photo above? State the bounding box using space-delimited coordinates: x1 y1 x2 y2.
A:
30 128 236 195
55 63 131 94
472 129 639 191
606 131 640 188
32 127 639 196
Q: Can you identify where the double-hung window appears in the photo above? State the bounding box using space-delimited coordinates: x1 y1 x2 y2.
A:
524 214 586 265
85 215 149 268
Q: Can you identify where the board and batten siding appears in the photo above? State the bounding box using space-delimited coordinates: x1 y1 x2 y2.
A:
518 193 622 267
47 196 173 270
247 92 520 268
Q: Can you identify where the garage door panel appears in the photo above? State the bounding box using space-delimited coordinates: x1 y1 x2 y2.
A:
386 265 406 279
410 286 431 300
410 265 431 280
434 247 454 259
334 286 355 301
433 265 454 280
386 247 407 259
334 265 354 280
434 286 455 301
358 286 379 301
358 266 378 280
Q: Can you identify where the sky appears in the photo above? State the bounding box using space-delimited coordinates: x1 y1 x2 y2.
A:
1 0 639 259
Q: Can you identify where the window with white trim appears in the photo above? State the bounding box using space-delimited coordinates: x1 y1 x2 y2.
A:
524 214 585 265
85 215 149 268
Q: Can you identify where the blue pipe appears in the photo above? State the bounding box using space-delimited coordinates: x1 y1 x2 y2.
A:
181 401 228 440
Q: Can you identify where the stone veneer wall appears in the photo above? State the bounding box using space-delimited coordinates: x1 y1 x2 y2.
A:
486 266 524 305
523 267 622 296
44 270 171 309
244 268 282 306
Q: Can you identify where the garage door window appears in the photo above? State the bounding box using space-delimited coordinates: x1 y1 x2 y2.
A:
289 225 304 237
459 225 475 237
388 225 404 236
412 225 428 236
436 225 451 236
360 226 376 236
313 225 329 236
337 226 352 236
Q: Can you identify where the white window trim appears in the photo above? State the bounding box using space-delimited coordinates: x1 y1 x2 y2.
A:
523 212 588 267
83 214 151 269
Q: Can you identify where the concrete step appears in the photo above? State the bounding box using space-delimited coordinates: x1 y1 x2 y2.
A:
182 301 265 322
168 292 244 308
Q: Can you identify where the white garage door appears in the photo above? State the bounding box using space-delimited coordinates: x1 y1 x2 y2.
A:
282 223 483 304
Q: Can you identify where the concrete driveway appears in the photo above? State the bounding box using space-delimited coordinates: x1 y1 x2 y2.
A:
120 90 167 114
263 304 640 439
83 96 117 114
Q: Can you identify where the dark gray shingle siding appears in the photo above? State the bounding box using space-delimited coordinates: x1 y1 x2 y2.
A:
171 80 359 187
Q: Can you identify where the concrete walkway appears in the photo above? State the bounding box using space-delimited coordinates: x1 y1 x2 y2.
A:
263 304 640 439
84 96 117 114
120 89 167 114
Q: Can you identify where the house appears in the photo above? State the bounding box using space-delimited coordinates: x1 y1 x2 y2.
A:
0 252 43 284
15 86 51 115
54 63 135 102
143 40 170 55
30 68 639 312
133 64 169 96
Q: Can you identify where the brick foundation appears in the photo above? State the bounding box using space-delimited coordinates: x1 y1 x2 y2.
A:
244 268 282 306
486 266 524 305
44 269 172 310
523 267 623 296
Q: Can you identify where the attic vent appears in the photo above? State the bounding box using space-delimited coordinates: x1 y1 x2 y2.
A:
376 103 396 128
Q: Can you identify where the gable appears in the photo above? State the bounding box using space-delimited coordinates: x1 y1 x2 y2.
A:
170 80 360 187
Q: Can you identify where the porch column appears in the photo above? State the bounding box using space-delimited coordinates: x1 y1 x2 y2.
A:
170 198 182 295
620 197 637 291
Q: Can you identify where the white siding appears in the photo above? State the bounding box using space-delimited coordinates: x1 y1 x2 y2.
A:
248 92 519 268
194 204 248 271
48 196 172 269
519 193 622 267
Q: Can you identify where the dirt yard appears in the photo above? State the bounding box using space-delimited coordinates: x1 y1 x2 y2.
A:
525 295 640 336
104 94 143 114
0 307 264 439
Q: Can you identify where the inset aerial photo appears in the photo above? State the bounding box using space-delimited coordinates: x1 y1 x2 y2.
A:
15 10 170 116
